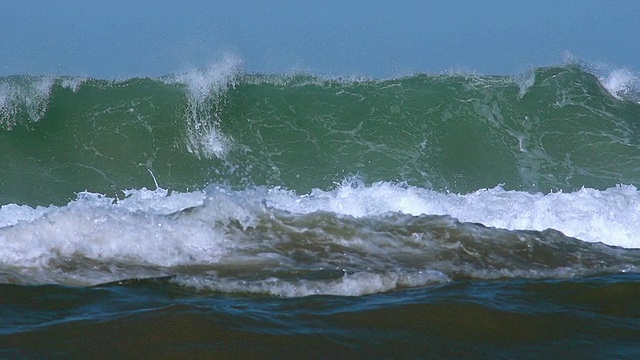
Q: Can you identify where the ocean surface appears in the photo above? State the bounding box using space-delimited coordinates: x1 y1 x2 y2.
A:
1 57 640 358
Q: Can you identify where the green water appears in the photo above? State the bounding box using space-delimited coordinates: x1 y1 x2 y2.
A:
2 65 639 206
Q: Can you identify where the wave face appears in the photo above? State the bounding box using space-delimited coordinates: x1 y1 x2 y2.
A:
2 63 640 205
1 60 640 293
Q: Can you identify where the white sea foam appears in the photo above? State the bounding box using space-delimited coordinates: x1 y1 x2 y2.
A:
0 182 638 289
266 181 640 249
180 269 451 297
0 203 53 227
0 189 221 271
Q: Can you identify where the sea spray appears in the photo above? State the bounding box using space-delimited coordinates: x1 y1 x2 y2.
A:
167 55 242 159
0 76 55 128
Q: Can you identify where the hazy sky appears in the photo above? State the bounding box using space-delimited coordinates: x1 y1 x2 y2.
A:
2 1 639 78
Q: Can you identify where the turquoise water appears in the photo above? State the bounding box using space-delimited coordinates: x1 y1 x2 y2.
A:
1 60 640 357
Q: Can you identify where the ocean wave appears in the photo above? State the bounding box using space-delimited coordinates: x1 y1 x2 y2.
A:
1 60 639 294
0 183 638 294
1 62 640 206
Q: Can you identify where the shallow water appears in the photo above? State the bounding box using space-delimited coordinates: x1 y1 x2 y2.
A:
2 274 639 358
